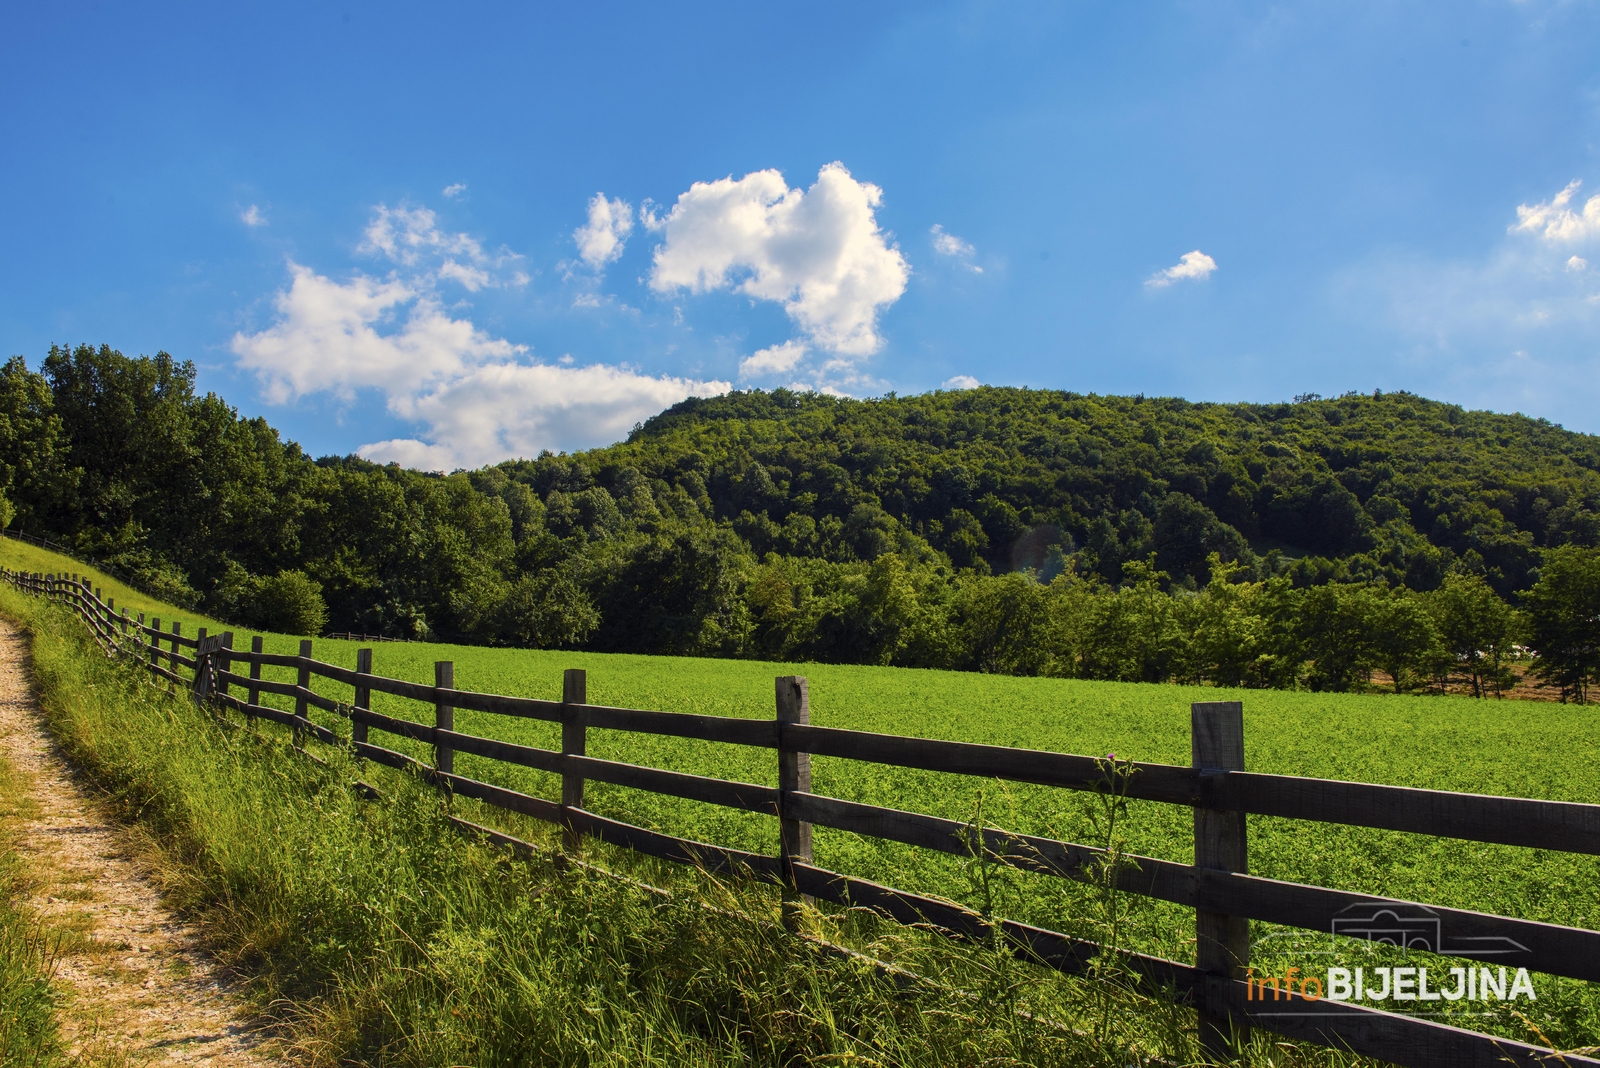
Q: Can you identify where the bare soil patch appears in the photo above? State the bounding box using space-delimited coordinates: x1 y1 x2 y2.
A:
0 618 281 1066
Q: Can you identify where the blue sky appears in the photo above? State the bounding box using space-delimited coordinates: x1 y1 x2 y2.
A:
3 2 1599 467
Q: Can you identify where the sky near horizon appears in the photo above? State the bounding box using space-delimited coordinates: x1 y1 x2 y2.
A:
3 2 1600 469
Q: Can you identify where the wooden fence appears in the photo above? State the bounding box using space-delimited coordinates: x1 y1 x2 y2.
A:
8 566 1600 1068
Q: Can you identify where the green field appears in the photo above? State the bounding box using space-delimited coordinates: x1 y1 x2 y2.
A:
8 537 1600 1050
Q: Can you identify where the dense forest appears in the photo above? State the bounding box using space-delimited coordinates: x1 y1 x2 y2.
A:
7 343 1600 697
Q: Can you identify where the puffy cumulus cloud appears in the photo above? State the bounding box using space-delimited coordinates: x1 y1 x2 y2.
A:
230 264 521 404
930 224 981 272
1512 181 1600 243
574 193 634 269
648 162 910 357
942 374 980 390
362 361 728 470
441 182 467 199
232 260 726 469
1570 256 1589 272
739 340 807 379
1146 250 1217 288
240 204 266 227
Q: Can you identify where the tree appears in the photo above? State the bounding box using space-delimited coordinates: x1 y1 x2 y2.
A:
1426 573 1518 697
1523 546 1600 703
1367 589 1440 694
1298 584 1379 691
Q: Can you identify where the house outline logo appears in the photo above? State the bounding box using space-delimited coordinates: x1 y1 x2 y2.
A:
1329 902 1529 959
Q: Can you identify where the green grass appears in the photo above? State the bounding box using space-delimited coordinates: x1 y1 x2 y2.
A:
7 537 1600 1055
0 738 63 1068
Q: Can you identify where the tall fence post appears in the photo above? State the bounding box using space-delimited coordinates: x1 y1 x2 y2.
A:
247 636 263 716
169 622 181 688
352 648 372 746
434 661 455 779
561 668 587 852
149 617 160 671
193 627 209 697
218 633 232 703
295 639 312 743
777 675 813 930
1192 700 1249 1060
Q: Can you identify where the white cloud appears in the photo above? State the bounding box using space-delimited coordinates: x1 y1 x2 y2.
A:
240 205 266 227
740 340 808 379
647 162 910 358
361 361 727 470
437 259 492 291
1512 181 1600 242
230 264 519 404
442 183 467 199
574 193 634 269
231 252 726 469
1570 255 1589 272
1146 250 1217 288
360 205 485 266
942 374 980 390
930 224 981 272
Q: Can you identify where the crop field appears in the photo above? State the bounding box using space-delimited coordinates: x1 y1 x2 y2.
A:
9 537 1600 1048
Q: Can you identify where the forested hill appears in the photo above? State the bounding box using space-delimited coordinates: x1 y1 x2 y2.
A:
4 344 1600 688
589 386 1600 595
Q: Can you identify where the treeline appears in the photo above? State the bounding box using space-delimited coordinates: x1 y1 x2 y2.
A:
6 344 1600 697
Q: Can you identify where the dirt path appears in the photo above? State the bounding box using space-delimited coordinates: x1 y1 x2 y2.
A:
0 618 281 1066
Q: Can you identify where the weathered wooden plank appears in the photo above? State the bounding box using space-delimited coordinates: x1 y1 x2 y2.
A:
353 740 426 774
1193 700 1250 1057
785 723 1198 802
567 754 779 814
436 771 563 824
566 809 785 880
1216 771 1600 855
434 729 562 774
582 704 779 747
351 707 436 746
788 793 1600 983
1208 975 1600 1068
777 675 812 925
434 661 455 776
215 672 342 713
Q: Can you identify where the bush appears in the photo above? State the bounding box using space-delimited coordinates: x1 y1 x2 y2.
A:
251 570 328 636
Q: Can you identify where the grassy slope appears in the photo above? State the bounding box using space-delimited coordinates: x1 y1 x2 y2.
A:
8 538 1600 1050
0 567 1200 1068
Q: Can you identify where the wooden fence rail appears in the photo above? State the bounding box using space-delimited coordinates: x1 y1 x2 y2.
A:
6 566 1599 1067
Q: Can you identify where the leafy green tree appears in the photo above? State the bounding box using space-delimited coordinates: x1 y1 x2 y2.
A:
1298 584 1380 691
1367 589 1440 694
1426 573 1519 697
1523 546 1600 702
252 570 329 636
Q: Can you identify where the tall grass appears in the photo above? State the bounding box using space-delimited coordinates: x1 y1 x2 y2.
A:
0 740 63 1068
0 586 1254 1067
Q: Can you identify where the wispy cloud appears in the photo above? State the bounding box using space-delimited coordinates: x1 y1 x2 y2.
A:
942 374 980 390
1511 180 1600 242
441 182 467 199
739 340 807 379
240 204 266 227
1146 250 1217 288
930 224 981 272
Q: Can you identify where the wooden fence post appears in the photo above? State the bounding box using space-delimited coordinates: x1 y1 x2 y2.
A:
247 636 263 717
777 675 813 929
295 639 312 742
218 633 232 702
352 648 372 745
434 661 455 779
561 668 587 851
169 622 181 688
1192 700 1249 1060
149 618 160 671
